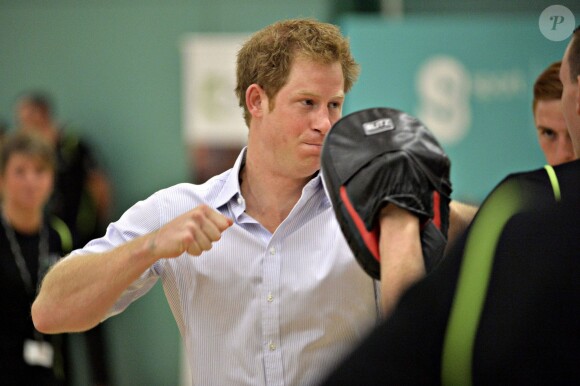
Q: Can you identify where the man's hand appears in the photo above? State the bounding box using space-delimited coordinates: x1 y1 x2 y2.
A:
146 205 234 259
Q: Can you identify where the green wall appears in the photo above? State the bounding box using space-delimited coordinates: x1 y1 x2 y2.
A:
0 2 333 385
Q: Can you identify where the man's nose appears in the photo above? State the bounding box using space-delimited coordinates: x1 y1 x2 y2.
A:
314 107 332 135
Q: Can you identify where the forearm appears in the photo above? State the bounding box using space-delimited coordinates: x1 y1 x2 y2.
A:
33 203 233 333
378 205 425 317
32 232 158 334
447 200 479 248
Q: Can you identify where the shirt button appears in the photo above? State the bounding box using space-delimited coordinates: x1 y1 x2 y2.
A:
269 247 276 255
267 293 274 302
237 196 244 205
269 342 276 351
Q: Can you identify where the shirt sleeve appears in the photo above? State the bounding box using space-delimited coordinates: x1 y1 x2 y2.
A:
68 191 165 319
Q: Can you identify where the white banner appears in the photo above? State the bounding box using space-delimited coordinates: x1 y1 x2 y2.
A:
181 33 250 146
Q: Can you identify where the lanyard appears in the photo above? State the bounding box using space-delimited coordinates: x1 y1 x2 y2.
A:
1 214 49 297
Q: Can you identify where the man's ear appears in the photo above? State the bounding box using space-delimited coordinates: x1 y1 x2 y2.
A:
245 84 267 118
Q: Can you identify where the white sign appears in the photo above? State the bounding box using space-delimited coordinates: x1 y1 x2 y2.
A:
181 33 250 146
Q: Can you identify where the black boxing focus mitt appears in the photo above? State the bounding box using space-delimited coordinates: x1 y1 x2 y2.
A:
321 107 452 280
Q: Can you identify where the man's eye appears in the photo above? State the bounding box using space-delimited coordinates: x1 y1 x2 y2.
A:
541 129 556 139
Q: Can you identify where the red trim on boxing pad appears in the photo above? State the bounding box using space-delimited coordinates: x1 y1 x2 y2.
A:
339 186 381 262
433 191 441 230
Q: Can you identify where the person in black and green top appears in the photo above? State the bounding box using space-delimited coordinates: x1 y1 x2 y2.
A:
0 132 72 385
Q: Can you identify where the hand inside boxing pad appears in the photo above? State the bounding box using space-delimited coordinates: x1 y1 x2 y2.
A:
321 107 452 280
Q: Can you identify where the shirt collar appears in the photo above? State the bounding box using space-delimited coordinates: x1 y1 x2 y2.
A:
213 147 247 210
212 147 330 211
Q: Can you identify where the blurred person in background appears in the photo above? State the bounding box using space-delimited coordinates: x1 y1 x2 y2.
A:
14 91 111 386
15 91 112 249
532 60 575 165
0 132 72 385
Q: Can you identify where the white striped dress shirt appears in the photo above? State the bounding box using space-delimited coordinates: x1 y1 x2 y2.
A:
74 149 379 386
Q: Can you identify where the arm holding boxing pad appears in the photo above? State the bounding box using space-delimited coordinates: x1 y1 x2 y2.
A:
321 107 452 281
379 204 425 316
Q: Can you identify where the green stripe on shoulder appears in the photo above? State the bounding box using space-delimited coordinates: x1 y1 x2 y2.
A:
50 216 73 253
442 180 522 386
543 165 561 202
